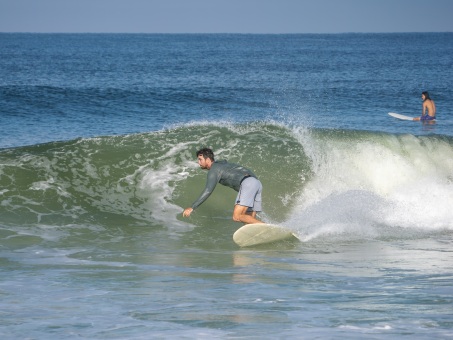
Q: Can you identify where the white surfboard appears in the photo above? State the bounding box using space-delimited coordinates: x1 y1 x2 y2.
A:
233 223 299 247
388 112 414 121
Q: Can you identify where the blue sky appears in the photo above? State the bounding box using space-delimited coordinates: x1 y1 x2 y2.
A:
1 0 452 33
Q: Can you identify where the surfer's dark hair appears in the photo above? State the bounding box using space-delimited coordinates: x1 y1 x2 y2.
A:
196 148 215 161
422 91 431 100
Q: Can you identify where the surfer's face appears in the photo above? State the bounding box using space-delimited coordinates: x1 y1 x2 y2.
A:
197 155 210 169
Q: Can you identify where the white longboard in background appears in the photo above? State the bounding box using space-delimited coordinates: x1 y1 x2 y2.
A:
233 223 299 247
388 112 414 121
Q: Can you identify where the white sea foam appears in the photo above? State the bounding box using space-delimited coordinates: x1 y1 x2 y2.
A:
288 130 453 239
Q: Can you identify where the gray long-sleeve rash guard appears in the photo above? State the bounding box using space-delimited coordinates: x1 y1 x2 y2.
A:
191 160 257 210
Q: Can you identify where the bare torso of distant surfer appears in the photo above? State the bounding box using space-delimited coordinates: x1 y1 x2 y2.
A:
413 91 436 121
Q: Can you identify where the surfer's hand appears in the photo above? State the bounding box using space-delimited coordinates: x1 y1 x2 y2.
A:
183 208 193 217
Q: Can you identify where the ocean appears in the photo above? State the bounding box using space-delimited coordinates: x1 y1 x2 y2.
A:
1 33 453 339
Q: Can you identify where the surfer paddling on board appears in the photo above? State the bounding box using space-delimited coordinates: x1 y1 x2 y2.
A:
183 148 263 224
413 91 436 121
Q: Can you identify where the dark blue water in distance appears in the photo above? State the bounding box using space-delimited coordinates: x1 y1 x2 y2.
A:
1 33 452 339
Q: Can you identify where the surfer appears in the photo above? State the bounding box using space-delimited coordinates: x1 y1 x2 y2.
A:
413 91 436 121
183 148 263 224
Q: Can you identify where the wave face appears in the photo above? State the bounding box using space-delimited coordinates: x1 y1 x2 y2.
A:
1 122 453 242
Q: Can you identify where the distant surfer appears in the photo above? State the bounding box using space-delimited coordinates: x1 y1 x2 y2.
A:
413 91 436 121
183 148 263 224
